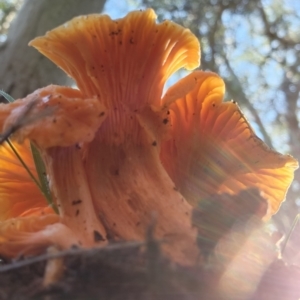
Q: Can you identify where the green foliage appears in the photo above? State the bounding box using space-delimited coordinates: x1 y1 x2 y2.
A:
30 143 58 213
0 0 21 37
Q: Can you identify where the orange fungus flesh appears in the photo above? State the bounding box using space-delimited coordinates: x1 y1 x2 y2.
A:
0 140 51 220
0 9 297 263
161 71 298 217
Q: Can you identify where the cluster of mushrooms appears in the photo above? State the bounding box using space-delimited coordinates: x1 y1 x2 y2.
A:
0 9 297 268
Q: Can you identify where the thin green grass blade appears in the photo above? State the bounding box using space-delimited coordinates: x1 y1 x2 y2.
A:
0 90 15 103
30 143 58 213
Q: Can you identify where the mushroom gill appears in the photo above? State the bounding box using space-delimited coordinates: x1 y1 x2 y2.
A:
161 71 298 217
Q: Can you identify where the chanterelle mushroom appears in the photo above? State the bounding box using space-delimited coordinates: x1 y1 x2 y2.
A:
0 9 297 264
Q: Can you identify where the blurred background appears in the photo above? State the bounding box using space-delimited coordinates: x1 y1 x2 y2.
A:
0 0 299 250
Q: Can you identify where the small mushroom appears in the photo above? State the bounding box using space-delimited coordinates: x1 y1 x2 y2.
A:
0 214 79 257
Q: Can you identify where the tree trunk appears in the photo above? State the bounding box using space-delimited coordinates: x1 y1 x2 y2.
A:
0 0 106 100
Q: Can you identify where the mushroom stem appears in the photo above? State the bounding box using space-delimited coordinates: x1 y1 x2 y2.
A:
84 127 199 264
45 145 107 246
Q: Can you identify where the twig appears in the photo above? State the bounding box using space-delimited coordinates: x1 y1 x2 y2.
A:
0 241 146 273
281 213 300 257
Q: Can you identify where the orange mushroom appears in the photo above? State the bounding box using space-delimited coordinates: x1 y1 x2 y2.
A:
0 9 297 264
160 71 297 217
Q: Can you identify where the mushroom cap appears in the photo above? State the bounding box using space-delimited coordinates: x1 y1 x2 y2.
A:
0 85 107 149
161 71 298 217
29 9 200 109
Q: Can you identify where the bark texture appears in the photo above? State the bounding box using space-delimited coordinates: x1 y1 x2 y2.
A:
0 0 106 100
